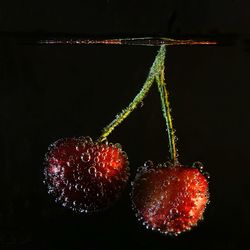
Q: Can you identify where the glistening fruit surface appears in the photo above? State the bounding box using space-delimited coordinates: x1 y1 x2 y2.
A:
131 163 209 235
44 136 129 213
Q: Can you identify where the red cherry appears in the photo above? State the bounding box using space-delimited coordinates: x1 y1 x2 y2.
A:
131 161 209 235
44 136 129 213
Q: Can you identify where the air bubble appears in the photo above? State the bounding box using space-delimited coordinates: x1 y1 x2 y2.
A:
98 162 105 168
88 166 97 175
84 136 93 144
115 143 122 149
95 171 103 178
204 172 210 179
102 139 108 145
94 151 100 157
102 152 107 158
122 151 128 158
100 146 106 152
94 156 100 163
170 208 179 216
115 159 121 164
87 148 94 154
144 160 154 168
75 184 80 191
81 153 91 162
79 142 86 148
77 176 83 181
192 161 204 171
83 187 90 193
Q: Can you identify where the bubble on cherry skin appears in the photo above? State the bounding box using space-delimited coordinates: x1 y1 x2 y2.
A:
169 208 179 218
94 151 100 157
142 160 154 171
95 171 103 178
88 166 97 175
203 172 210 180
94 156 100 163
192 161 204 172
44 136 130 213
81 152 91 162
84 136 93 144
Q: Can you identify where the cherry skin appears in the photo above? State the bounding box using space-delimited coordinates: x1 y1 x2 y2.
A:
131 161 209 235
44 136 129 213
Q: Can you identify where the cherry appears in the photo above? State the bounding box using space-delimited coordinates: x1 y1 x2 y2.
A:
131 161 209 235
44 136 129 213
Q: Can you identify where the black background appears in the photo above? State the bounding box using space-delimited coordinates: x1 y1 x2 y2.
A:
1 0 250 249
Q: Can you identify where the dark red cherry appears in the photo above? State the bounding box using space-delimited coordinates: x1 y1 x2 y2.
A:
131 162 209 235
44 136 129 213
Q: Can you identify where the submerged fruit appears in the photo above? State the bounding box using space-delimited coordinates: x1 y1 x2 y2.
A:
131 162 209 235
44 136 129 213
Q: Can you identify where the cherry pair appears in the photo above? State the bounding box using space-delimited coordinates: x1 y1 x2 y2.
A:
43 45 210 235
44 137 208 235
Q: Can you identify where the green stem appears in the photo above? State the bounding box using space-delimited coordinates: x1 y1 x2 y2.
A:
99 46 166 142
156 45 178 163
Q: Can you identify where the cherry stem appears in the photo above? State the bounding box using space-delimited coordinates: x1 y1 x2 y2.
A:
98 46 166 142
155 46 178 163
